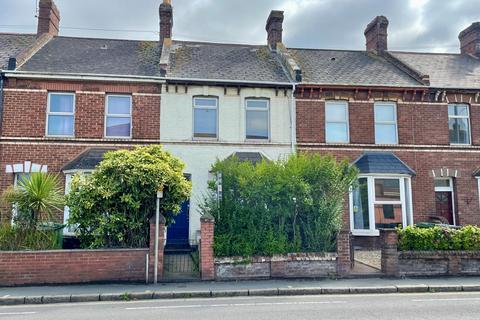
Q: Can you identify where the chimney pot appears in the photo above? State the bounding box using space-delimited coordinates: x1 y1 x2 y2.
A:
266 10 284 50
364 16 389 53
159 0 173 45
459 22 480 56
37 0 60 38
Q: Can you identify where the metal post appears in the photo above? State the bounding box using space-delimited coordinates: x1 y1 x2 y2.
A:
154 196 160 284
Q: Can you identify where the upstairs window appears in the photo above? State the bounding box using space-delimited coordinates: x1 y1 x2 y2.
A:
374 102 398 144
246 99 269 140
105 95 132 138
47 93 75 137
325 101 349 143
448 104 471 145
193 97 218 139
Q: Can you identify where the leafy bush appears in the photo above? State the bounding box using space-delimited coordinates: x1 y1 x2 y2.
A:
201 153 358 257
66 146 191 249
0 224 61 251
398 225 480 251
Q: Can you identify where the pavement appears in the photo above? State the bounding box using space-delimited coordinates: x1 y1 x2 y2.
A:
2 277 480 305
1 292 480 319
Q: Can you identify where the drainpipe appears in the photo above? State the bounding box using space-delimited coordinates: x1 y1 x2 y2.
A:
290 83 296 154
0 73 4 134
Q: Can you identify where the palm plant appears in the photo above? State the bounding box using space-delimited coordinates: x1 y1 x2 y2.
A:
2 173 64 228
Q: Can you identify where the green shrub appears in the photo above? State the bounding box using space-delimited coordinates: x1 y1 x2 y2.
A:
398 225 480 251
0 224 61 251
201 153 358 257
66 146 191 249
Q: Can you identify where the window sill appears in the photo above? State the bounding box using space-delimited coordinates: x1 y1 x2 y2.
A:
352 230 380 237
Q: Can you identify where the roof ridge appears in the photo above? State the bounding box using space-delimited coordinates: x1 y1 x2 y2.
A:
389 50 463 56
54 35 158 43
287 47 367 53
0 32 36 36
173 39 266 48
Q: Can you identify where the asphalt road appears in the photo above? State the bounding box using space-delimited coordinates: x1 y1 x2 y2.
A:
1 292 480 320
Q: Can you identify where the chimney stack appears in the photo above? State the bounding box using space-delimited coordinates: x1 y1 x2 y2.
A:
37 0 60 38
364 16 389 53
159 0 173 45
266 10 284 50
459 22 480 56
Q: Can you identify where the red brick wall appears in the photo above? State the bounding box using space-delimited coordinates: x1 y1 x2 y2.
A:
200 217 215 280
2 79 161 140
0 249 148 286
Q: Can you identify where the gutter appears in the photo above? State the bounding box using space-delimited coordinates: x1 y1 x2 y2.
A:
165 76 292 87
2 71 166 83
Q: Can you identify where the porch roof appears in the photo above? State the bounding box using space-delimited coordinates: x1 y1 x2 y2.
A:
352 152 415 176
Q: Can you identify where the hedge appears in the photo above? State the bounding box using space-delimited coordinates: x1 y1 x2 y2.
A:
398 225 480 251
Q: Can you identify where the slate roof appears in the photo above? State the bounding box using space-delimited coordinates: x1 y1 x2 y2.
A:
352 152 415 176
62 148 114 171
19 36 162 77
389 51 480 89
0 33 36 69
288 48 423 87
166 41 290 83
227 152 268 165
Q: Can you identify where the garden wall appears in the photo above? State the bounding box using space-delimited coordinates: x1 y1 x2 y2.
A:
215 253 337 280
381 229 480 277
0 248 149 286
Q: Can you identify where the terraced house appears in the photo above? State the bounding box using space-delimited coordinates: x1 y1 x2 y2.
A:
0 0 295 248
1 0 480 250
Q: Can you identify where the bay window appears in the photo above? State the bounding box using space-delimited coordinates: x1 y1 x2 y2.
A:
350 176 412 236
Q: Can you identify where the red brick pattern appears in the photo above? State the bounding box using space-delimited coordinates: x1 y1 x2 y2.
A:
336 229 352 275
148 217 165 282
380 229 399 277
200 217 215 280
0 249 148 286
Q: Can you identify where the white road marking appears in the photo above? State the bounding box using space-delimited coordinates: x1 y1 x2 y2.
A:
412 297 480 302
0 312 37 316
126 300 346 310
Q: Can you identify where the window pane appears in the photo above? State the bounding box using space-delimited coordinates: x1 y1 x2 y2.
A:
246 110 268 139
375 104 395 122
375 124 397 144
449 104 468 117
326 123 348 143
107 96 131 115
48 115 74 136
194 98 217 108
50 94 74 113
106 117 131 137
194 108 217 138
15 173 31 186
449 118 470 144
375 204 403 229
434 179 450 188
375 179 400 201
353 178 370 230
247 100 268 109
326 103 347 122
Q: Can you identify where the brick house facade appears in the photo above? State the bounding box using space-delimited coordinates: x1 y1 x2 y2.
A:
2 0 480 251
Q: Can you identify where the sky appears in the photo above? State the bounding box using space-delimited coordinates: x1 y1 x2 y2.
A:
1 0 479 53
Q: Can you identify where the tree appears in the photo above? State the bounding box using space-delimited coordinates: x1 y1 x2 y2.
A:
66 145 191 248
2 173 64 229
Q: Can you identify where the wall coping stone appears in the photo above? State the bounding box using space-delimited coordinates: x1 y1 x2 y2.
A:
215 252 337 264
399 250 480 259
0 248 149 254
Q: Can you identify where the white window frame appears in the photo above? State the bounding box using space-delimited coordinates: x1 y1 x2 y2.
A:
349 175 412 236
374 102 398 145
63 170 93 235
192 96 219 140
245 98 270 141
325 100 349 143
448 104 471 146
46 92 75 137
104 95 132 139
434 177 456 226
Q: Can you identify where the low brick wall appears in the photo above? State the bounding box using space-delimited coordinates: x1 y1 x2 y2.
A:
0 248 149 286
215 253 337 280
398 251 480 277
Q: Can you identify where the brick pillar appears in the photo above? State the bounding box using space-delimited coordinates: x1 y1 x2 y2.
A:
336 229 352 276
380 229 399 277
149 215 166 283
200 214 215 281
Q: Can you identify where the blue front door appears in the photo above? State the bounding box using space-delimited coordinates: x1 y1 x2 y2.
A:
166 201 190 247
